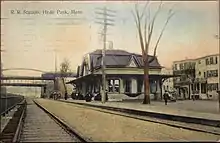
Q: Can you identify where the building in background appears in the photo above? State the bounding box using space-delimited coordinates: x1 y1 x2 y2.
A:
173 58 196 100
161 67 174 95
173 54 219 100
204 54 219 100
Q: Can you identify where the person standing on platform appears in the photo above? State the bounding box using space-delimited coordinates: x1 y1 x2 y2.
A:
163 90 169 105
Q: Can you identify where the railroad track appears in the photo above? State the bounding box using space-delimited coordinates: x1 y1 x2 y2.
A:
0 99 26 143
58 100 220 136
18 98 87 142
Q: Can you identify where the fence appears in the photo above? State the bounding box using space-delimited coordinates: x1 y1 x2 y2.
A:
0 94 24 115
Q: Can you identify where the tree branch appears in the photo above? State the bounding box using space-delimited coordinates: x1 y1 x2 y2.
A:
144 14 149 62
147 7 150 47
134 4 146 58
140 1 150 20
147 1 163 52
149 6 175 64
152 9 175 58
131 10 138 29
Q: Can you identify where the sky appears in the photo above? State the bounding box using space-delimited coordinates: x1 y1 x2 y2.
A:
1 1 219 76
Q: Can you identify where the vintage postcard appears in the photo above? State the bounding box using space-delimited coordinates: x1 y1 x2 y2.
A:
0 1 220 142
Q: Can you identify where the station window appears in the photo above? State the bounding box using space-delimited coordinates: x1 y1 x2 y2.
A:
108 79 120 93
114 80 120 92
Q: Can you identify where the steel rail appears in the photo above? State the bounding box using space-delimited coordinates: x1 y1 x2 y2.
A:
13 100 27 142
33 100 91 142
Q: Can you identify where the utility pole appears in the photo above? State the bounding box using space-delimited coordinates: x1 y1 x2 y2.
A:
218 43 220 113
95 7 116 103
0 49 5 132
0 49 2 132
214 34 220 112
217 34 220 112
54 49 58 91
55 51 57 73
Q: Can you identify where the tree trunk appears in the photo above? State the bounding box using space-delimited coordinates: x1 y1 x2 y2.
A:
143 59 150 104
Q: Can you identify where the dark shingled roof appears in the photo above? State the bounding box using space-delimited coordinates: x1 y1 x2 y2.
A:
76 49 162 77
88 49 161 69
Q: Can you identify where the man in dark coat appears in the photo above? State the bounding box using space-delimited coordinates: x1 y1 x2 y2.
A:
163 90 169 105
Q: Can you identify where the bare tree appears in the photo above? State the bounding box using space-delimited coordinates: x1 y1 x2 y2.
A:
60 58 71 100
132 1 175 104
60 58 71 77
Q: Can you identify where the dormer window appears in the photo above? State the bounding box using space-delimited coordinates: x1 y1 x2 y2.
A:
128 55 137 67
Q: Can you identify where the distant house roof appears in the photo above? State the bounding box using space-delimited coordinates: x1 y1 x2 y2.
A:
89 49 162 69
173 53 219 63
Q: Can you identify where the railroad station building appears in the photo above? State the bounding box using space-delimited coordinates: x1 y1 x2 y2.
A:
67 49 177 101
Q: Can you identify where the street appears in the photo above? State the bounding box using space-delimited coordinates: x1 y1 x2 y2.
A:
118 100 219 114
152 100 219 114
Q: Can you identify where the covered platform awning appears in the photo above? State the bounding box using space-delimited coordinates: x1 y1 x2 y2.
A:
66 73 181 85
66 74 100 84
